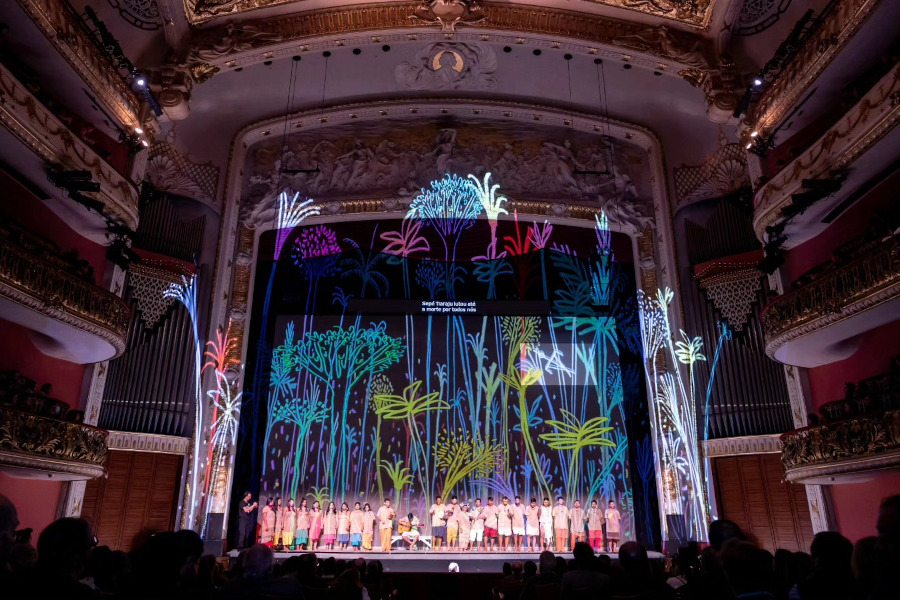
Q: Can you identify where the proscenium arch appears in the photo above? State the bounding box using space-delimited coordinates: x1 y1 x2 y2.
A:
197 96 685 536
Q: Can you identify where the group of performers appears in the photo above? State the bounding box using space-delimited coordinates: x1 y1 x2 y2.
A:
238 492 622 553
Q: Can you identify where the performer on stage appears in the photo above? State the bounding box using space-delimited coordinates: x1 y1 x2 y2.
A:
338 502 351 550
429 496 447 551
376 499 395 553
237 491 258 549
362 503 375 551
350 502 364 550
273 497 284 547
497 497 513 551
256 496 267 543
309 500 322 551
587 499 604 553
398 512 420 551
482 497 499 552
295 498 310 550
525 498 540 552
539 497 553 551
570 499 586 550
260 498 276 546
323 502 338 550
456 502 473 551
512 496 526 552
470 498 485 551
605 500 621 552
445 496 459 549
552 496 569 552
282 498 296 550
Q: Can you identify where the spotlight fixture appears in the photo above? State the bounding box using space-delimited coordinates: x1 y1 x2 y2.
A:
49 170 100 193
141 139 149 147
134 74 146 87
753 78 763 87
134 127 143 134
750 130 759 138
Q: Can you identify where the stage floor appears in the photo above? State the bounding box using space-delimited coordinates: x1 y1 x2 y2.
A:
235 549 665 574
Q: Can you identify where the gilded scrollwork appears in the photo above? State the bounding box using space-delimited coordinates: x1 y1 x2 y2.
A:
781 410 900 476
0 236 130 358
0 405 109 477
762 238 900 358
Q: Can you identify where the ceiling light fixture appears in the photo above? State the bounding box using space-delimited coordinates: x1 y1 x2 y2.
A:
750 130 759 138
134 127 143 134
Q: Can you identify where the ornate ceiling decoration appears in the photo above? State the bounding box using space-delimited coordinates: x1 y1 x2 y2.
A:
184 0 715 28
673 142 748 207
185 3 714 85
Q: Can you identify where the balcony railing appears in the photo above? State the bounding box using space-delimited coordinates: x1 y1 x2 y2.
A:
781 410 900 483
763 238 900 359
0 405 108 479
0 235 130 360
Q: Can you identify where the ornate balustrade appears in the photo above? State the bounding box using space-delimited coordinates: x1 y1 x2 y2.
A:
781 410 900 483
762 238 900 364
0 235 130 362
749 0 884 137
0 62 140 230
752 60 900 242
0 405 108 480
14 0 154 135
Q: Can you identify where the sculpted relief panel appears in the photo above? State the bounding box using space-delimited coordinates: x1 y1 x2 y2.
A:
241 120 654 232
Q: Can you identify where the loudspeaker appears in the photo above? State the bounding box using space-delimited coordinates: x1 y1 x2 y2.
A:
205 512 225 535
203 538 225 557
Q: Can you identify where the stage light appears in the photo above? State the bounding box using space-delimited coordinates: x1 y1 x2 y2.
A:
134 127 143 134
753 78 763 86
750 131 759 138
135 76 146 87
141 139 149 147
746 142 752 149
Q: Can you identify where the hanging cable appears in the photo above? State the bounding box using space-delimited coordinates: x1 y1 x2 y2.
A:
277 57 300 181
596 59 620 222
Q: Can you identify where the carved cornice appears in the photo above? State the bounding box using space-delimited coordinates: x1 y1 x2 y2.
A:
782 410 900 483
0 406 108 480
0 236 130 359
14 0 155 134
749 0 886 136
702 434 782 459
0 63 141 231
185 2 713 77
107 431 192 455
674 142 748 208
763 239 900 361
184 0 715 28
752 61 900 241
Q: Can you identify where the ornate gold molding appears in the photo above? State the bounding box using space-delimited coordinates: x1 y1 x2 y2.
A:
762 238 900 360
184 0 714 28
0 63 141 230
14 0 155 134
702 434 781 459
0 405 109 480
186 2 712 77
781 410 900 483
107 431 192 455
674 143 748 208
0 236 130 359
749 0 886 136
752 60 900 241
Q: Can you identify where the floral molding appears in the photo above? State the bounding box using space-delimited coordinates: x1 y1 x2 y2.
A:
146 141 221 211
15 0 158 134
0 405 109 480
0 63 141 230
781 410 900 483
749 0 887 137
183 0 716 28
752 60 900 241
107 431 191 455
702 433 782 459
673 143 748 208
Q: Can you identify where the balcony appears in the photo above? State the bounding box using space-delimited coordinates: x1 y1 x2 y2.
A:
752 59 900 247
0 61 140 235
0 404 108 480
762 237 900 367
781 410 900 484
0 231 130 364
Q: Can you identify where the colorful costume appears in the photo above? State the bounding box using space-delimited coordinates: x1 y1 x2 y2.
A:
295 508 310 547
282 505 296 548
376 505 395 551
323 511 338 546
350 509 364 548
587 507 604 552
362 509 375 550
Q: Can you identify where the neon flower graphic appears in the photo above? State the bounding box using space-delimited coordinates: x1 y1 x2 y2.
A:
274 191 320 260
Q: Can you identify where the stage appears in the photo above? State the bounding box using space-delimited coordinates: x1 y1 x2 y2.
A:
229 549 666 573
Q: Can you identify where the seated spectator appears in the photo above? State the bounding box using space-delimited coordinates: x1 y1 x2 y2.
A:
795 531 854 600
720 540 773 599
520 551 560 600
523 560 537 580
561 541 610 599
613 541 674 600
220 544 304 598
11 517 97 598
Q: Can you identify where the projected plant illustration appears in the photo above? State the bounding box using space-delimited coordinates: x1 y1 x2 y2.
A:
236 173 664 545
